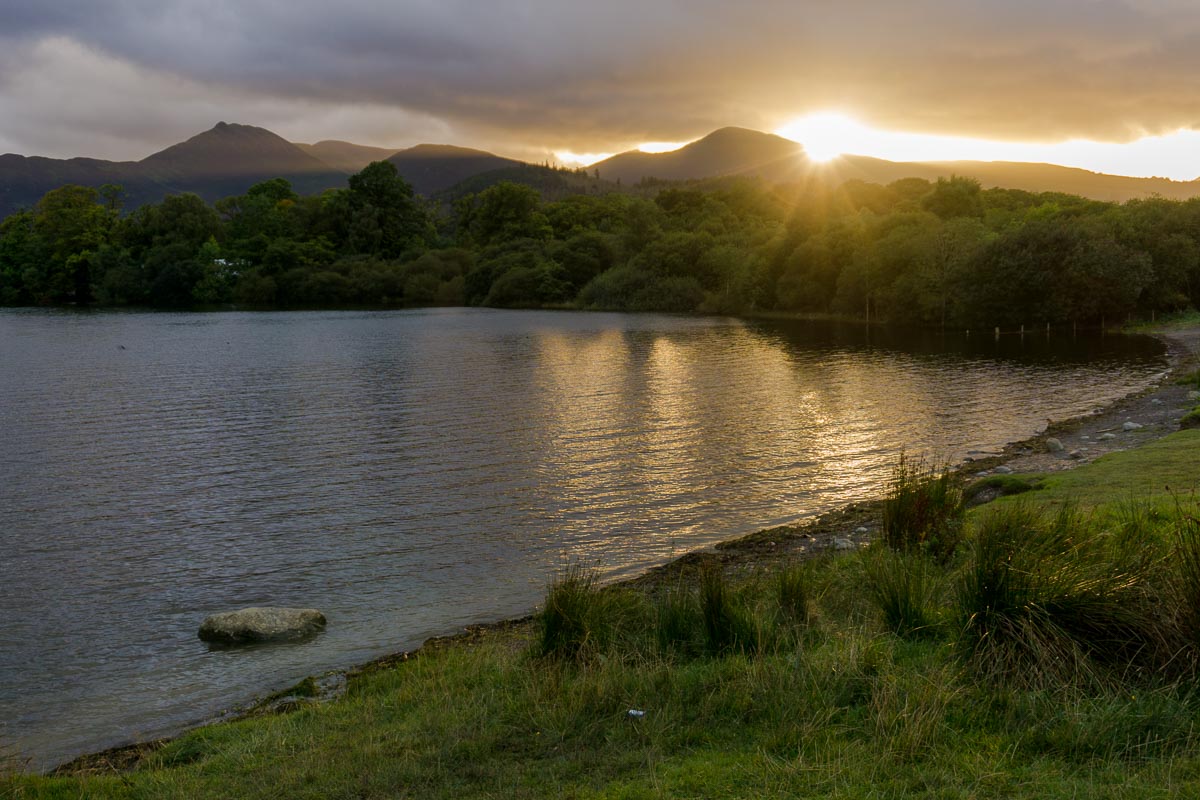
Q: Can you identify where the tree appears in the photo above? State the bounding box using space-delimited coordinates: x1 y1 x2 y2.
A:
922 176 985 220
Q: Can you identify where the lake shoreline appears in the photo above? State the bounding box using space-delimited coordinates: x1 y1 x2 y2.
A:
40 322 1200 778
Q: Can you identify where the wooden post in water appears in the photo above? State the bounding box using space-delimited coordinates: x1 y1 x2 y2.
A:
994 326 1000 340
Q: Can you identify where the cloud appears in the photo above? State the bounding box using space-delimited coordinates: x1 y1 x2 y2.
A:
2 1 1200 159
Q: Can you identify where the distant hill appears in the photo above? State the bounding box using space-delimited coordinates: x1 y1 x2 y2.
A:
433 163 617 203
594 127 806 184
5 122 1200 221
387 144 523 196
0 122 347 218
593 127 1200 203
297 140 400 173
138 122 346 200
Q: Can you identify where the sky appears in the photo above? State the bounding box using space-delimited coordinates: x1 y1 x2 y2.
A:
2 1 1200 179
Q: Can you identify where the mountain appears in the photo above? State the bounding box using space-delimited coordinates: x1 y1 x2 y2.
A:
386 144 523 196
0 122 348 218
593 127 806 184
296 140 400 173
5 122 1200 221
138 122 346 199
593 127 1200 203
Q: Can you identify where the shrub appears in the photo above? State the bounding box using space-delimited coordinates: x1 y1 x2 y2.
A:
881 455 965 562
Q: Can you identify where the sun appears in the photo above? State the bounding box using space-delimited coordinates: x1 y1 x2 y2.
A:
774 112 872 162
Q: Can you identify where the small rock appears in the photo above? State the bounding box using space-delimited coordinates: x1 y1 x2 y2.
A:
1045 437 1065 453
1068 450 1083 460
1100 433 1117 440
1188 391 1200 401
1151 398 1164 405
994 465 1014 474
833 537 855 550
974 471 990 478
199 607 326 645
854 526 870 534
1123 421 1144 431
1079 435 1090 440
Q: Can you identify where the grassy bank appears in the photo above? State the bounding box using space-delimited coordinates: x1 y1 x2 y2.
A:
8 431 1200 798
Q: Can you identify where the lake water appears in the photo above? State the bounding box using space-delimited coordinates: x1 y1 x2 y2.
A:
0 308 1166 770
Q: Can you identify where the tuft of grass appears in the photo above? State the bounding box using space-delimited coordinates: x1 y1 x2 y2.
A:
774 564 810 626
956 503 1163 686
699 567 762 655
655 583 703 659
863 550 942 639
537 564 642 661
1180 406 1200 429
1172 366 1200 388
881 454 965 562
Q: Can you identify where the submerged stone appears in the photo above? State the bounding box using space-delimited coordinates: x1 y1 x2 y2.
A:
198 607 326 644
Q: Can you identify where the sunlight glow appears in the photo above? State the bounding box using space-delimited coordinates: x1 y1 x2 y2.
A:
638 141 690 153
775 112 1200 181
553 150 614 167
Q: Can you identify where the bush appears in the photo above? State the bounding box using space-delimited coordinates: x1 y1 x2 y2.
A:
881 455 965 562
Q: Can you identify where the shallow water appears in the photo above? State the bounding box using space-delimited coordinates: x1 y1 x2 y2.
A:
0 308 1165 769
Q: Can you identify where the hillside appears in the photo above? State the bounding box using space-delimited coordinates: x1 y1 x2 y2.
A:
594 127 806 184
386 144 524 196
297 140 400 173
594 127 1200 202
5 122 1200 220
138 122 346 200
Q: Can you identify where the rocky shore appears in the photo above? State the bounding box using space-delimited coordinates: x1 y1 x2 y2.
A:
50 324 1200 778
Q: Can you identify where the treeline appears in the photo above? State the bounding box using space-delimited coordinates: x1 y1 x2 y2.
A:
2 162 1198 326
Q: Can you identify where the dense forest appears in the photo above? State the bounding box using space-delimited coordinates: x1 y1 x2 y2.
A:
1 161 1197 327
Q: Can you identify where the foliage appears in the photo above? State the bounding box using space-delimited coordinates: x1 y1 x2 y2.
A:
4 168 1200 320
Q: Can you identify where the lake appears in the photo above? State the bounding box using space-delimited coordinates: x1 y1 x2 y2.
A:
0 308 1166 769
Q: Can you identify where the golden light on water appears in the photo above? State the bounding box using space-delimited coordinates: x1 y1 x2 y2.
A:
776 111 1200 181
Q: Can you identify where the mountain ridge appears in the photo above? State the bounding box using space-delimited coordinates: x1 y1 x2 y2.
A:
3 121 1200 220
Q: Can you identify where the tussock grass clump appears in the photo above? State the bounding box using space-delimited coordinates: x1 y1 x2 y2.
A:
538 565 641 661
1180 406 1200 429
655 584 704 658
699 567 763 655
956 503 1163 685
881 454 964 562
864 550 942 639
774 564 810 625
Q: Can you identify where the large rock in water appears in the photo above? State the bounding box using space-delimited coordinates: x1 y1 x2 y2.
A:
199 607 326 644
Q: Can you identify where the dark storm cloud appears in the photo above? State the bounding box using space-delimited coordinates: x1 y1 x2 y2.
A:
2 0 1200 158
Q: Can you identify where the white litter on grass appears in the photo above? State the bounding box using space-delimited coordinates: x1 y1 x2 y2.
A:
627 709 646 719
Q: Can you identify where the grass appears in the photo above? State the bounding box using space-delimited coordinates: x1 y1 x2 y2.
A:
880 454 965 563
988 429 1200 511
10 435 1200 798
